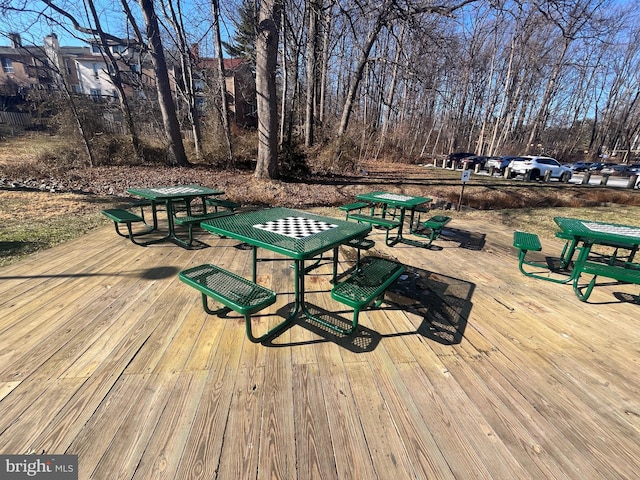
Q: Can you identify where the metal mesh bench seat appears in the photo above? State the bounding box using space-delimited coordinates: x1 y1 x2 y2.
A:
102 208 152 244
205 198 242 212
346 213 400 229
513 231 574 284
513 231 542 252
573 261 640 302
179 264 277 342
331 257 405 334
173 211 234 246
422 215 452 231
339 202 370 219
344 236 375 250
409 215 451 246
343 236 375 270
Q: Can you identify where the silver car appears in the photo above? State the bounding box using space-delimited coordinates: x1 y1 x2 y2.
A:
509 156 572 182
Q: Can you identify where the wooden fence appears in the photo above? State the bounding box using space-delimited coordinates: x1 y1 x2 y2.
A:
0 111 31 126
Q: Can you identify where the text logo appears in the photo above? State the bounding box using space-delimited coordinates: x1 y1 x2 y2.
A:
0 455 78 479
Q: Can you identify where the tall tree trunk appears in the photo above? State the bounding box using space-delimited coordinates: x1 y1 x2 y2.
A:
139 0 190 166
211 0 233 162
525 39 570 153
318 5 332 124
305 0 319 146
377 26 404 156
279 8 288 146
162 0 203 158
255 0 282 179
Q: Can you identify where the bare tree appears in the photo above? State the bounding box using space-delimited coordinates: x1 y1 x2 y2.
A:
336 0 476 139
160 0 204 158
255 0 282 179
85 0 143 161
138 0 189 166
304 0 320 146
211 0 233 162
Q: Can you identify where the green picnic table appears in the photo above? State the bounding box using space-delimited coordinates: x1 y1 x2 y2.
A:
201 207 371 339
127 185 224 247
354 191 432 247
554 216 640 271
515 217 640 301
554 217 640 300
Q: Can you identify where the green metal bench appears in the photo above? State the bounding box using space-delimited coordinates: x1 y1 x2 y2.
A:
205 198 242 212
346 213 400 248
102 208 151 244
179 264 277 343
339 201 370 219
411 215 451 246
174 211 234 246
346 213 400 229
572 261 640 302
343 236 375 271
331 257 405 335
513 231 574 284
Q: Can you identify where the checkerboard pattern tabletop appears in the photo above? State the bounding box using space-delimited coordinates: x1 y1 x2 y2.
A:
253 216 338 239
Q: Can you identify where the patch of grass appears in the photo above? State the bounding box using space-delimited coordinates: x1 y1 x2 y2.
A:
0 212 107 267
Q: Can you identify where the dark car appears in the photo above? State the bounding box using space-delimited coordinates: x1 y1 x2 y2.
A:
486 155 518 173
600 164 634 177
446 152 475 168
589 162 617 172
461 155 488 170
570 161 593 172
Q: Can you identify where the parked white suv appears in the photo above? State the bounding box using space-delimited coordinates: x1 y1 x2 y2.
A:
508 156 572 182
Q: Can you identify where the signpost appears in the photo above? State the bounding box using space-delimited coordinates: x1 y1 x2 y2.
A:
457 169 471 211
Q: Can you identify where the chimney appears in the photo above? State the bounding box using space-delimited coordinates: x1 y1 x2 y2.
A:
190 43 200 60
44 33 59 50
9 33 22 48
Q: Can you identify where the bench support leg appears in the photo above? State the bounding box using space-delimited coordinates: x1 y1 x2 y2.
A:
113 221 155 245
201 293 291 343
572 273 598 302
517 249 574 284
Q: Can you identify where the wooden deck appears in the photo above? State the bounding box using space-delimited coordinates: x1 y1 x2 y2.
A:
0 213 639 479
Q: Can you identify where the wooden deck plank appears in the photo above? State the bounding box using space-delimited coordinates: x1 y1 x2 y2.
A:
452 322 635 477
292 362 339 478
0 377 86 453
312 341 378 479
91 373 178 479
216 352 265 479
362 343 460 478
173 317 244 479
66 374 151 478
131 371 209 480
257 343 296 479
306 261 380 480
344 361 417 478
0 250 175 381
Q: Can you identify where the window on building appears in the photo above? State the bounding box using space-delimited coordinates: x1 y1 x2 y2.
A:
92 45 103 54
72 85 82 94
1 57 14 73
111 45 126 54
93 63 99 79
65 59 72 75
90 88 101 99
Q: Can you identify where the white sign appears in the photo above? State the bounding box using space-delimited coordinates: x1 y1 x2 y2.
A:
461 170 471 183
